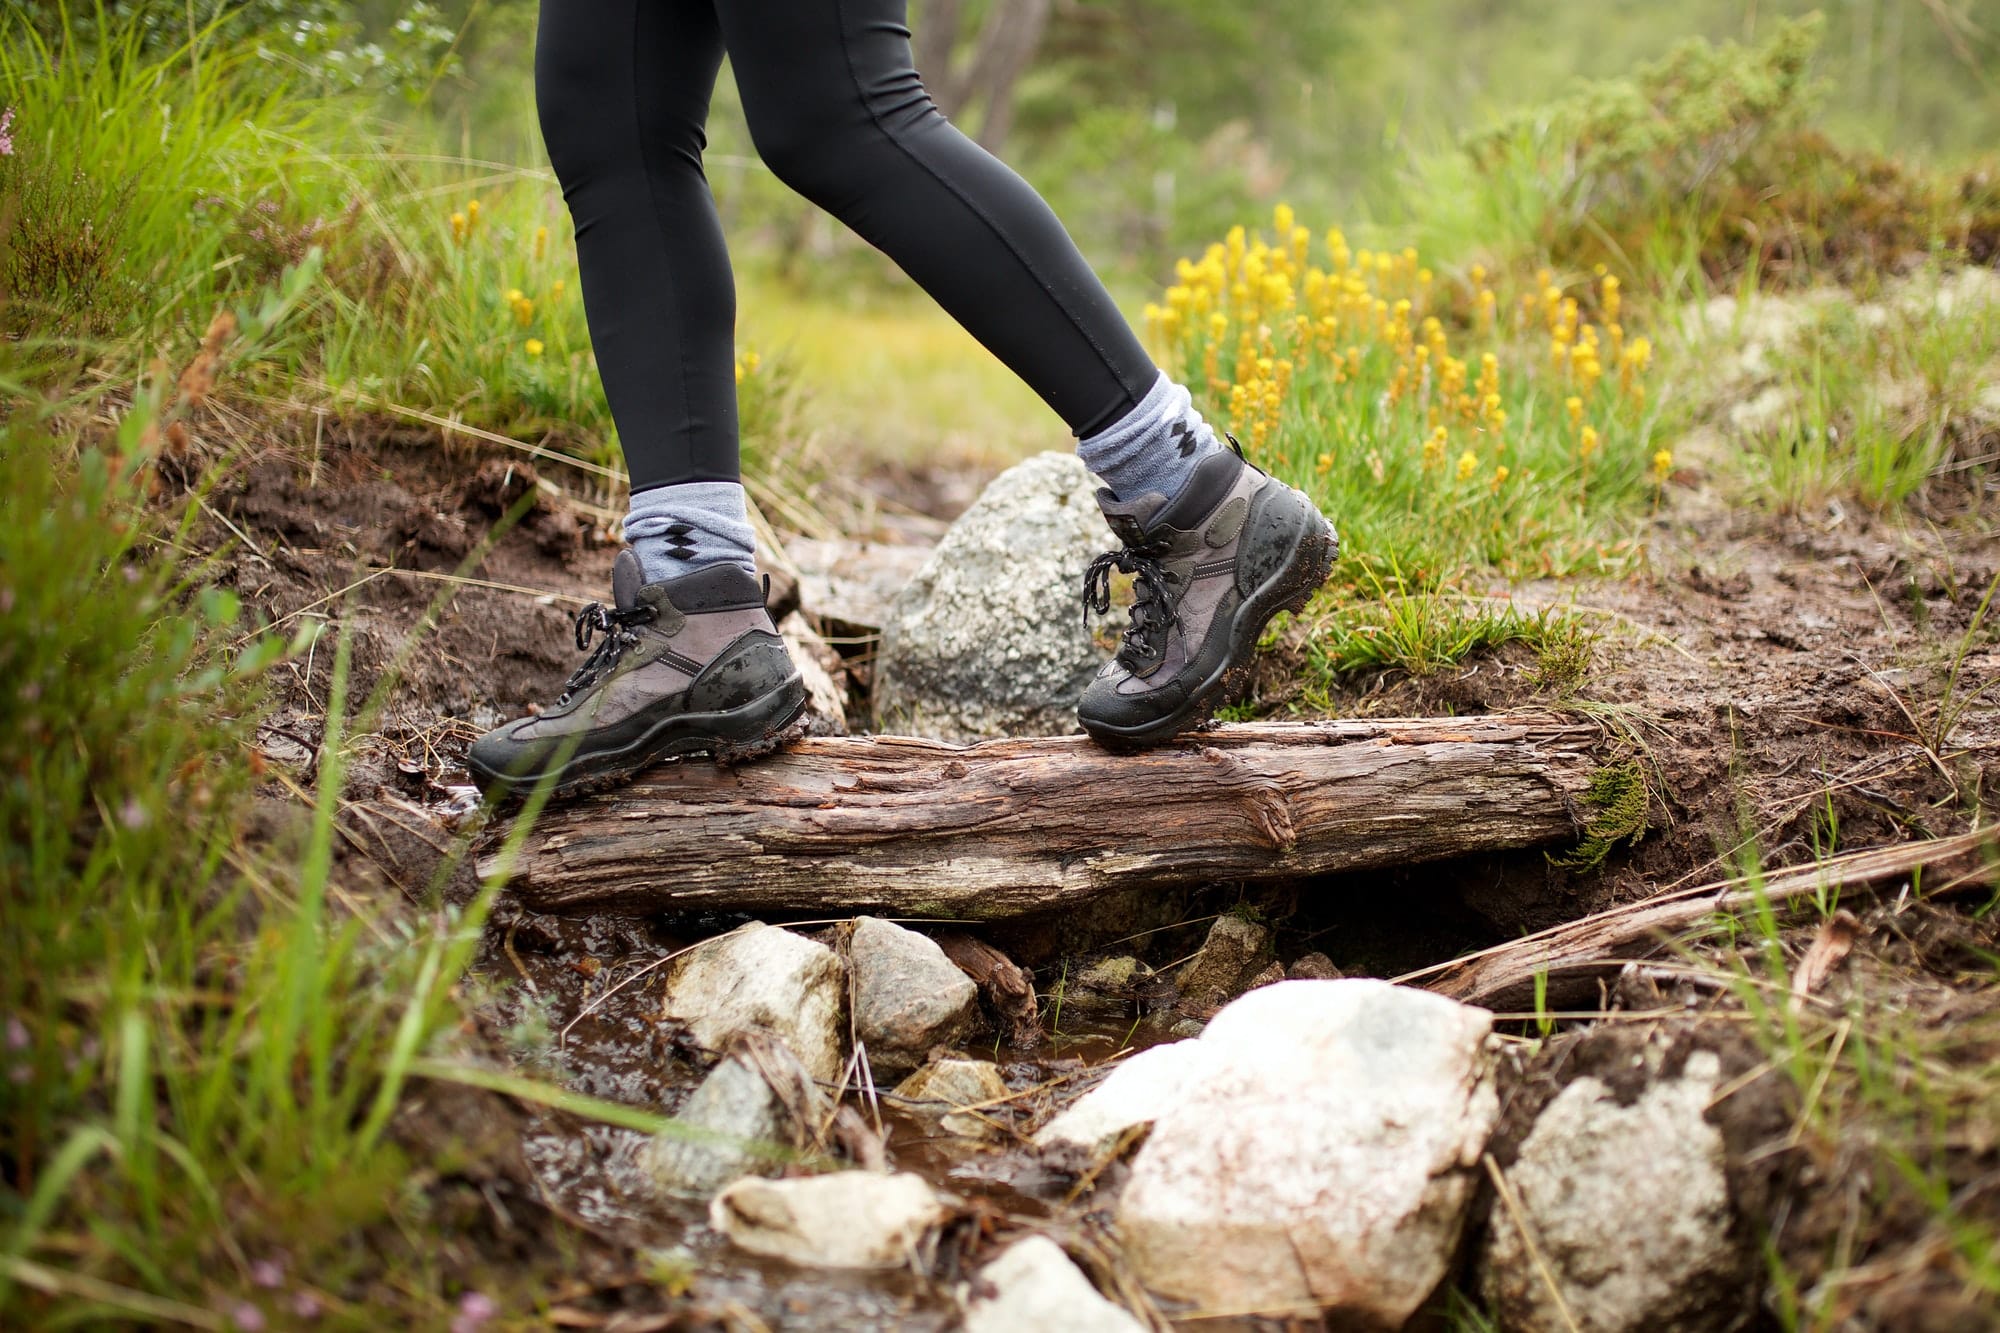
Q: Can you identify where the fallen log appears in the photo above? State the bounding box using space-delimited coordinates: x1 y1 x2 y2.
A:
1406 827 1998 1010
488 716 1600 919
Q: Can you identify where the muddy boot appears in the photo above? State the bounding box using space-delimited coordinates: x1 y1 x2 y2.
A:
466 551 806 799
1078 447 1337 749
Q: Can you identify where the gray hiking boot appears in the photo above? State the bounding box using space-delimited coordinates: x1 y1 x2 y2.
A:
1079 447 1338 749
466 551 807 799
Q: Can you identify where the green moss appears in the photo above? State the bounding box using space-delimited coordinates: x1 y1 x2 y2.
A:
1556 759 1651 871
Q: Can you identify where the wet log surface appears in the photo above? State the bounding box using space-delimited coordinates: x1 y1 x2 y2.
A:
489 717 1603 919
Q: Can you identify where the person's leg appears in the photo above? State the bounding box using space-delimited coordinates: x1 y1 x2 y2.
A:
717 1 1336 748
467 0 804 797
536 0 755 577
712 0 1225 504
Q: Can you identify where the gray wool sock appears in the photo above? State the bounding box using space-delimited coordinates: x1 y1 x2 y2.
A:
1075 371 1225 502
624 480 758 582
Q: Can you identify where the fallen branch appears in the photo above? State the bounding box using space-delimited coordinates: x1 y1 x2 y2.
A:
488 717 1600 919
1408 828 1997 1010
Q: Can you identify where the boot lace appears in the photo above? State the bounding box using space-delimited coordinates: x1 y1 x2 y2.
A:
1082 542 1181 668
556 601 657 706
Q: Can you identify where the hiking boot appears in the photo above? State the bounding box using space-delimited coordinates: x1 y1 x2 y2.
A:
465 551 806 799
1078 447 1338 749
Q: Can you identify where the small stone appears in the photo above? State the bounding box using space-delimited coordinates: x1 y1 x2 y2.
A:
1173 914 1272 1002
1032 1039 1218 1160
646 1040 824 1197
711 1172 948 1269
1075 956 1143 993
849 917 979 1080
963 1236 1146 1333
659 924 846 1083
895 1058 1010 1138
1167 1018 1205 1038
1480 1050 1745 1333
1287 951 1342 980
1243 960 1285 990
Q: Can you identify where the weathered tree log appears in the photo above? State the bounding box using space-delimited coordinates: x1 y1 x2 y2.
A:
935 932 1042 1049
1407 828 1997 1010
488 717 1601 919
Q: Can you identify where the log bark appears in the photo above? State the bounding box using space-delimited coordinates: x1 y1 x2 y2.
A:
1407 828 1997 1011
488 716 1600 919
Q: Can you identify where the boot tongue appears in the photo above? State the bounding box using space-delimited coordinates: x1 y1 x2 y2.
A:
610 549 647 612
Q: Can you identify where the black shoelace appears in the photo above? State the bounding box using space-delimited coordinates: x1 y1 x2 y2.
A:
556 601 657 706
1082 543 1181 667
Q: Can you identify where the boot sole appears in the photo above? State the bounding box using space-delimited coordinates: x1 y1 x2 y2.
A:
1082 505 1338 752
467 675 810 802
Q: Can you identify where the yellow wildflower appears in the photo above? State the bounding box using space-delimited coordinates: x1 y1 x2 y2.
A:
534 225 549 261
1456 450 1480 482
1316 451 1333 474
1490 464 1509 490
450 211 468 245
1273 202 1295 237
551 279 566 300
1423 425 1448 470
525 338 544 357
1652 448 1673 481
1566 396 1584 428
1579 425 1600 459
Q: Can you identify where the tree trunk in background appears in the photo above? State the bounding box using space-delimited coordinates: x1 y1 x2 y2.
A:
910 0 1052 154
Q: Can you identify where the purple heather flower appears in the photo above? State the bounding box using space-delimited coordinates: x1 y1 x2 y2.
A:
0 107 14 157
250 1259 284 1289
228 1301 266 1332
291 1291 323 1320
450 1291 497 1333
5 1016 27 1051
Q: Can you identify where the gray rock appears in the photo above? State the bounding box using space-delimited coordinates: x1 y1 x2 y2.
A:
645 1038 824 1197
849 917 979 1079
1117 979 1499 1324
1174 914 1272 1003
1287 951 1342 980
873 452 1122 740
963 1236 1146 1333
1075 955 1144 993
1167 1017 1206 1039
1480 1050 1742 1333
659 924 846 1083
894 1057 1010 1138
710 1171 948 1269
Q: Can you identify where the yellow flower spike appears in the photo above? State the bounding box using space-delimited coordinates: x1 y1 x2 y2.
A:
1456 450 1480 482
506 288 524 303
466 199 480 228
1602 274 1621 323
1536 267 1552 290
1579 425 1599 459
450 211 468 245
735 362 746 384
1423 425 1448 469
1143 302 1164 329
1209 311 1231 339
533 225 549 261
1490 464 1509 491
744 350 761 373
1316 451 1333 475
511 294 535 327
1470 263 1487 286
551 279 566 300
1652 449 1673 482
525 338 544 357
1273 202 1295 237
1290 227 1311 271
1566 396 1584 427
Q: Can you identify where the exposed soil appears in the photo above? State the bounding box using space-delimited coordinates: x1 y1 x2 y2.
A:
173 402 1999 1329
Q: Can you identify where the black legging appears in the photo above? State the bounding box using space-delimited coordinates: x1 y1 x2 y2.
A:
536 0 1159 492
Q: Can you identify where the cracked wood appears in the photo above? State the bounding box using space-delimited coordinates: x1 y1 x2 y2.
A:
487 717 1602 918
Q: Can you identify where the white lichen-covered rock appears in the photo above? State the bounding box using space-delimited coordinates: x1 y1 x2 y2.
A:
849 917 979 1079
1117 979 1499 1323
659 924 845 1083
895 1058 1010 1138
710 1172 947 1270
873 452 1121 740
1480 1050 1740 1333
963 1236 1146 1333
1032 1039 1218 1160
